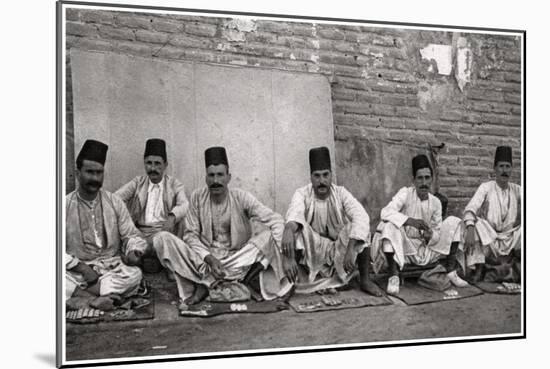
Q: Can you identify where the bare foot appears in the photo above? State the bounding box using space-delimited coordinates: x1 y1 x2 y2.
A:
184 284 209 305
447 270 469 287
360 278 385 297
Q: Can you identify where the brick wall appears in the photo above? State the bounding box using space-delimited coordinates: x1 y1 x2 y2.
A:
65 9 522 216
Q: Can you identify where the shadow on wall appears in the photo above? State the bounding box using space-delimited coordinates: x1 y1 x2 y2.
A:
336 138 435 231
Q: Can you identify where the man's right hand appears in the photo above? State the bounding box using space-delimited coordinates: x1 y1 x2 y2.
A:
72 262 99 285
282 222 299 257
464 225 476 253
204 255 226 279
404 218 430 231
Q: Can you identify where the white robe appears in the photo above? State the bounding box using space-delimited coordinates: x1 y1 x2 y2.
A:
371 187 462 272
461 181 521 266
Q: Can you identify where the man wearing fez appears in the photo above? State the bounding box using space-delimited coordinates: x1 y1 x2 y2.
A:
116 139 188 276
65 140 147 310
371 154 469 295
282 147 384 297
461 146 521 288
154 146 291 310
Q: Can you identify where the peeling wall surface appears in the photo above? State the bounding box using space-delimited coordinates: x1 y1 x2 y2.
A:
420 44 453 75
66 9 522 218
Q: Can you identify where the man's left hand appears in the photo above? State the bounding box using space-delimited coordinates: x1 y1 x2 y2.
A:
161 214 176 232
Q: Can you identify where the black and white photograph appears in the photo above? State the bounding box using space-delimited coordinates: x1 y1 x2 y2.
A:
56 0 526 366
7 1 550 369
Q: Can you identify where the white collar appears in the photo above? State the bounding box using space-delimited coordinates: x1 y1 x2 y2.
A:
147 176 164 193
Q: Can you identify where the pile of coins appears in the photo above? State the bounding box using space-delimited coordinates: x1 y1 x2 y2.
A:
229 303 248 312
443 289 459 300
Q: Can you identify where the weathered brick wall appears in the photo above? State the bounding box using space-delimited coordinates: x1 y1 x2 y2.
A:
65 9 522 217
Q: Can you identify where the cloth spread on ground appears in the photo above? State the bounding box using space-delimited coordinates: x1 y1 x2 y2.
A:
288 289 392 313
179 299 288 317
474 281 521 294
66 285 154 324
385 280 483 305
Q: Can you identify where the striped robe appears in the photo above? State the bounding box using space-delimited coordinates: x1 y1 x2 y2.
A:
285 184 371 293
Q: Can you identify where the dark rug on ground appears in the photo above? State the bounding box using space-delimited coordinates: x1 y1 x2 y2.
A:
474 282 521 294
390 280 483 305
179 299 289 317
67 293 154 324
288 289 392 313
67 280 154 324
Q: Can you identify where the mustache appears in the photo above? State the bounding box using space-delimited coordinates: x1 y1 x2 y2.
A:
147 170 160 176
501 173 509 177
317 184 328 189
209 183 223 189
419 185 429 190
87 181 102 187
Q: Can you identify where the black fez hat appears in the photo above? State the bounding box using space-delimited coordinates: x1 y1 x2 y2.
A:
309 147 331 173
205 146 228 167
144 138 167 161
494 146 512 166
77 139 108 166
412 154 432 176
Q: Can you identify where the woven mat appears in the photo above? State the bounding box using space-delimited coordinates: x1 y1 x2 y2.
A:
474 282 521 295
391 282 484 305
288 289 392 313
66 280 155 325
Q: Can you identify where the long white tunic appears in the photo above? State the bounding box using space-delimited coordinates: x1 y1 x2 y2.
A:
463 180 521 258
371 187 461 272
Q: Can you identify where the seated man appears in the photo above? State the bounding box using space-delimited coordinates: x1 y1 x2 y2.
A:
371 154 468 295
282 147 383 297
154 146 291 311
66 140 147 310
115 139 189 277
461 146 521 288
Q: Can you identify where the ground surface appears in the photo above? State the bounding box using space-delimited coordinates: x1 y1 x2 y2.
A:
65 273 522 362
